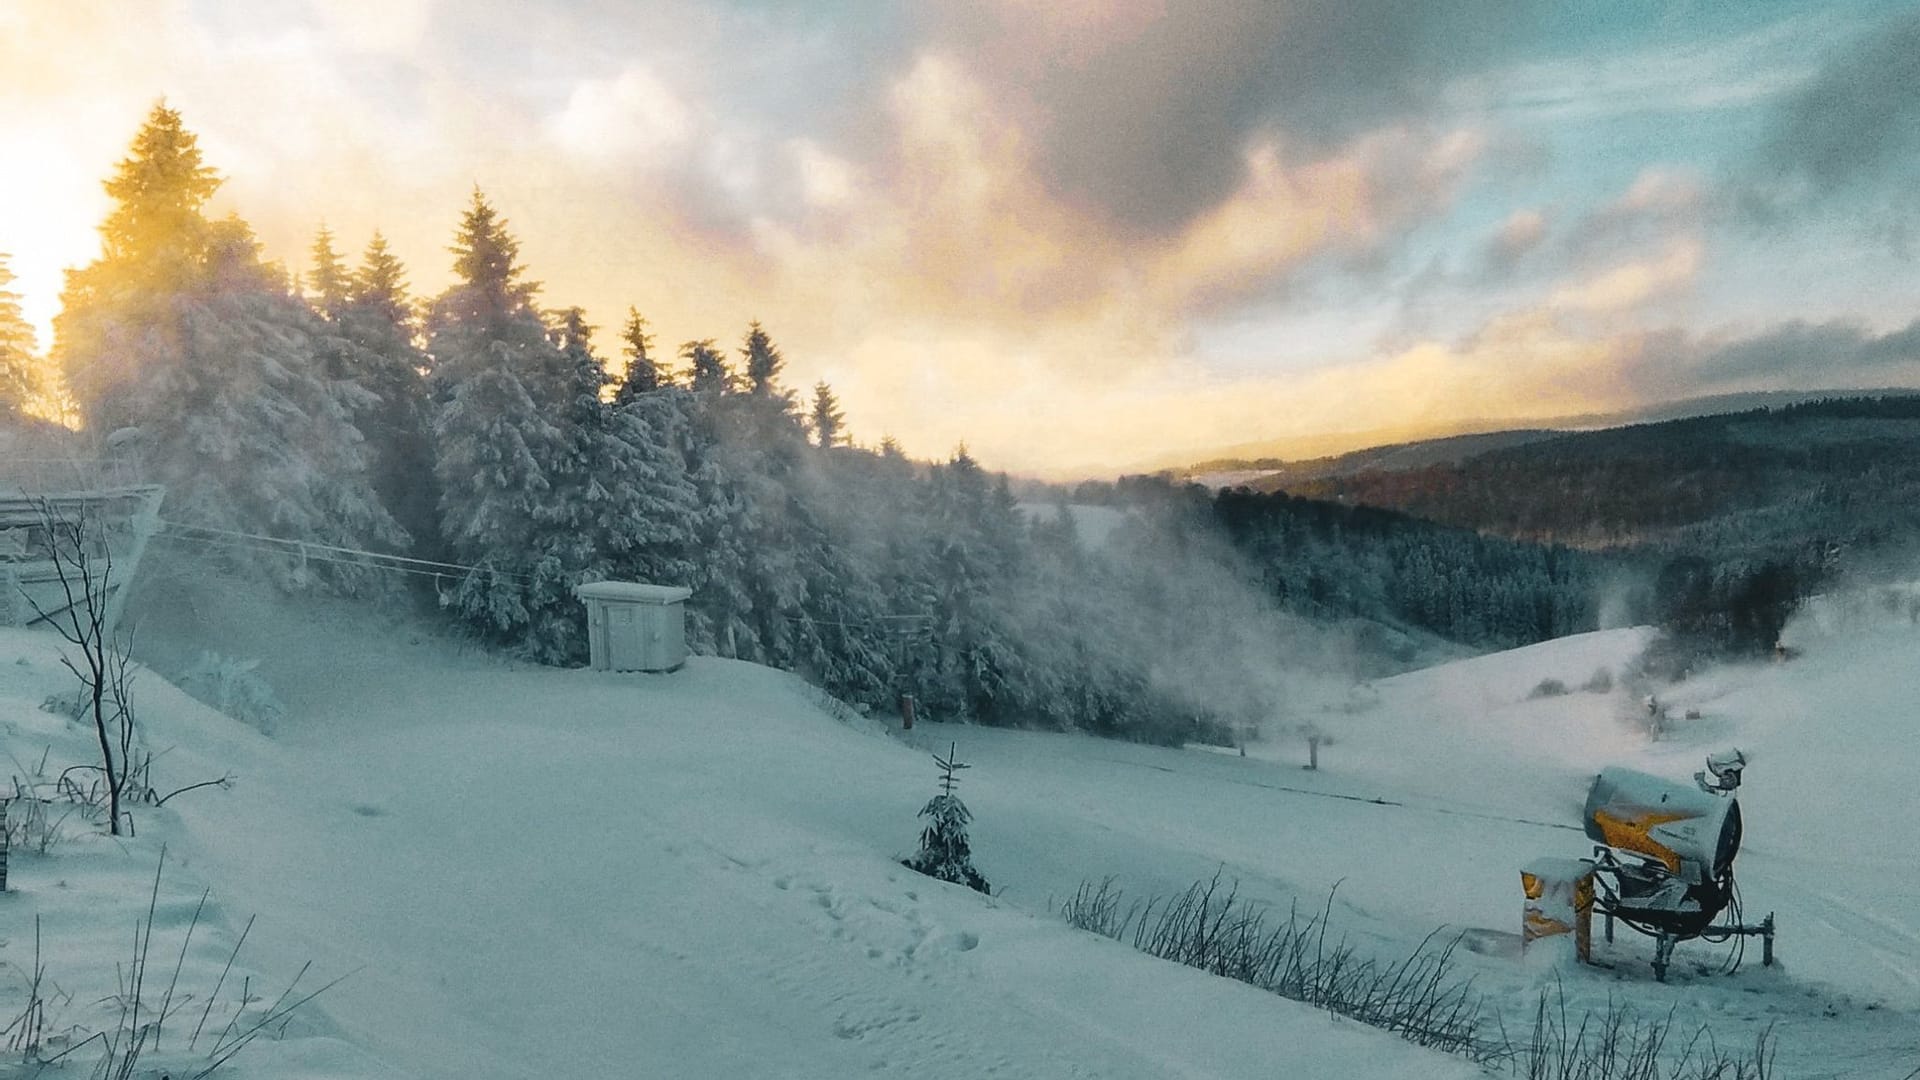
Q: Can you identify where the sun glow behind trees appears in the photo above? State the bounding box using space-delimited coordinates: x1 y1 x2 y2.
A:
11 105 1614 744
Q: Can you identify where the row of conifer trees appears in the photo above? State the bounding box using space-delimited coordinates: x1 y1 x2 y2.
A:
37 104 1251 743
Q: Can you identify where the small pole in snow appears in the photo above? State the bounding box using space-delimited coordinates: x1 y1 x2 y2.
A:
0 799 9 891
900 693 916 730
1298 720 1327 770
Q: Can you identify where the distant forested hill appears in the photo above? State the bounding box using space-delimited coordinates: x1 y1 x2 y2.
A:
1271 397 1920 564
1209 487 1604 649
1227 396 1920 659
1054 476 1611 655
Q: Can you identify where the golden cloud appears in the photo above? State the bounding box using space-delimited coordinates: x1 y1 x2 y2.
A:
0 7 1662 477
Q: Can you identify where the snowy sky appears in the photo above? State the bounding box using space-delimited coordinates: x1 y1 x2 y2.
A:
3 1 1918 476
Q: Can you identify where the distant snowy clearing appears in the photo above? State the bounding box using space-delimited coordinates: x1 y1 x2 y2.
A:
1015 502 1133 550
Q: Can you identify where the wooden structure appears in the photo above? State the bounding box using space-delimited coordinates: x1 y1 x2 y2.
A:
575 581 692 672
0 486 165 639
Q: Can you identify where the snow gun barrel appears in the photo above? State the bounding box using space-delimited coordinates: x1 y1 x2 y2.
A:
1582 766 1742 882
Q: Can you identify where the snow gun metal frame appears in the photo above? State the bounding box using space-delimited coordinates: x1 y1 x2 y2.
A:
1582 751 1775 981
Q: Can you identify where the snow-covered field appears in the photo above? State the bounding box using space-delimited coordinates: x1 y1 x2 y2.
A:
4 585 1919 1078
1015 502 1134 550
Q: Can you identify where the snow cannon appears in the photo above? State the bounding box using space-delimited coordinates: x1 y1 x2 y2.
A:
1583 767 1742 884
1572 756 1774 981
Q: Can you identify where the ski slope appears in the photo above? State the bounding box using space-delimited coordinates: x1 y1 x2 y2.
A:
4 590 1919 1078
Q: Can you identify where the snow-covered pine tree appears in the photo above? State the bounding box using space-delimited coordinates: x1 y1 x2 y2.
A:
607 385 701 592
809 380 845 448
677 367 786 662
168 219 403 578
57 103 219 435
338 231 439 555
0 253 40 418
427 189 588 657
612 307 664 405
683 339 730 394
668 325 821 664
306 225 350 318
740 320 783 397
431 361 554 633
56 107 400 583
920 447 1029 722
781 442 901 705
512 307 630 659
904 742 989 894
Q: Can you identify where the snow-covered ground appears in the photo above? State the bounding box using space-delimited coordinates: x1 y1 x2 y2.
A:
5 585 1920 1078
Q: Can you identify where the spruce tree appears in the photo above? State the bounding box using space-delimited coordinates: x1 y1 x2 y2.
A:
810 380 846 448
351 232 413 330
427 189 574 652
307 225 349 318
612 307 663 404
161 217 401 578
54 107 398 579
904 743 989 894
921 447 1028 721
338 231 438 554
426 196 665 661
438 187 540 346
683 339 730 393
0 253 39 418
741 320 783 396
56 102 219 432
607 385 701 592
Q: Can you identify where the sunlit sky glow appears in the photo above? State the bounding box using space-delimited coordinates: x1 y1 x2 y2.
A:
3 0 1918 476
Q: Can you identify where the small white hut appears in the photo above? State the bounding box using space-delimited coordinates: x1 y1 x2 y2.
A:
575 581 692 672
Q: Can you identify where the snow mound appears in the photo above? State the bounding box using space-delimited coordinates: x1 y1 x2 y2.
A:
1375 626 1656 709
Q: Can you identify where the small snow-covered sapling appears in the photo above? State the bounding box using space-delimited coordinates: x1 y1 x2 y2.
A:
903 742 989 895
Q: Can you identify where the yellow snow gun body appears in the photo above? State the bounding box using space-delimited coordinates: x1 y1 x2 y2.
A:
1583 766 1741 882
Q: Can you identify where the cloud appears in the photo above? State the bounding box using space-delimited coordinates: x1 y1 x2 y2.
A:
7 0 1913 479
742 55 1481 363
1399 164 1708 338
927 0 1531 234
1483 207 1549 272
1753 8 1920 200
1151 126 1484 314
308 0 435 56
1448 13 1823 127
1549 238 1703 315
1565 168 1705 259
1689 317 1920 389
546 65 694 166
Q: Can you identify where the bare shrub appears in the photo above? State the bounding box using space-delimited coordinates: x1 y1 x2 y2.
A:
17 850 349 1079
2 916 66 1059
177 652 285 732
1060 874 1494 1060
1520 982 1775 1080
1530 678 1571 699
1061 876 1783 1078
19 498 135 835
